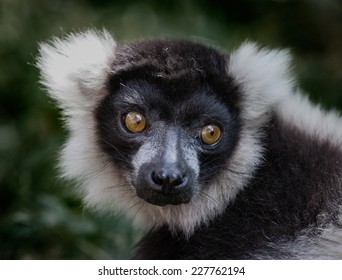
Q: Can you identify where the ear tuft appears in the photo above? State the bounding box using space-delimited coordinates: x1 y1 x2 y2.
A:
228 42 294 123
37 29 116 114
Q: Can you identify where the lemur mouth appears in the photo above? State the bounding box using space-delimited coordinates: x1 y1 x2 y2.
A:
136 188 194 206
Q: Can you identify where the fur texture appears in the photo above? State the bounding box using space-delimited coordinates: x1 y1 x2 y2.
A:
37 29 342 259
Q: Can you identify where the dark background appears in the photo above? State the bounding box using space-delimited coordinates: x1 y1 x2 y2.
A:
0 0 341 259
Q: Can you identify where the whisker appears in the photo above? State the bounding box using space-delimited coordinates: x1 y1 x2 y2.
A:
199 160 250 177
99 138 130 162
198 190 219 206
130 200 146 225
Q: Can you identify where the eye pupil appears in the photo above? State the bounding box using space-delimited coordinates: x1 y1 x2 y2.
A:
200 124 222 145
124 112 146 133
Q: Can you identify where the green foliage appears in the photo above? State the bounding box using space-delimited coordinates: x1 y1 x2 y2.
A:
0 0 341 259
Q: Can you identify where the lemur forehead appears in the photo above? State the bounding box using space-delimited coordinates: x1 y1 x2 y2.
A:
112 78 234 126
111 39 229 80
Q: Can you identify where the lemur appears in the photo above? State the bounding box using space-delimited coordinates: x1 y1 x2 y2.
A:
37 29 342 259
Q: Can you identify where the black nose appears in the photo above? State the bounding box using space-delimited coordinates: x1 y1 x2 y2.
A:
151 168 188 192
135 161 195 206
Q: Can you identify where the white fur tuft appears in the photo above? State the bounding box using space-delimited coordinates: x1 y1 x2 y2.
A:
37 29 116 119
228 42 293 123
277 90 342 147
37 29 121 213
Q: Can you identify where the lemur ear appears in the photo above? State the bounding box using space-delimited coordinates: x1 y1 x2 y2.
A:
37 29 116 115
228 42 294 123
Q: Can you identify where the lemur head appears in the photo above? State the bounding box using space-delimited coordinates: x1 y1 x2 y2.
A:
37 29 292 236
97 40 241 207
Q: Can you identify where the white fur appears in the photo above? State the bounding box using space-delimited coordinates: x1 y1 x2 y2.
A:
38 29 341 238
37 29 125 211
228 42 293 124
37 29 116 120
277 90 342 148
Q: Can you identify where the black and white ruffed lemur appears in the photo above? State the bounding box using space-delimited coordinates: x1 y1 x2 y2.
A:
37 29 342 259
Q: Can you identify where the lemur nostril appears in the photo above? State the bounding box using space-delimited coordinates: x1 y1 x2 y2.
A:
151 170 166 186
170 173 183 186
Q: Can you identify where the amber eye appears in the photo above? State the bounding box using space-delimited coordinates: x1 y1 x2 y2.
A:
200 124 222 145
124 112 147 133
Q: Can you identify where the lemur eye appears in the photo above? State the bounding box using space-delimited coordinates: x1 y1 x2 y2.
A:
124 112 147 133
200 124 222 145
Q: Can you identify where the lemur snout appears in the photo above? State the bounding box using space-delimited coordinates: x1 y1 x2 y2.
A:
136 159 195 206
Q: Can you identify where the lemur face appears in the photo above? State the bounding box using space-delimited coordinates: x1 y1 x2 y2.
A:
95 40 240 206
38 30 292 233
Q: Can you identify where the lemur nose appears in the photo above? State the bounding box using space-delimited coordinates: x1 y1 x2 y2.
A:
151 166 188 192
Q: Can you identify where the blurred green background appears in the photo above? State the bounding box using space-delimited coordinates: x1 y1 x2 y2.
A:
0 0 341 259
